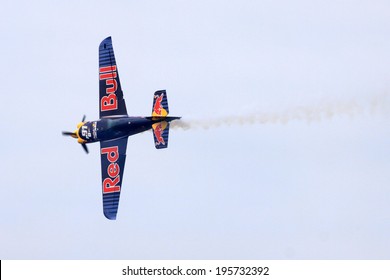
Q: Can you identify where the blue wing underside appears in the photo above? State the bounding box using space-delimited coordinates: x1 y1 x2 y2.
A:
100 137 128 220
99 36 128 118
99 37 129 220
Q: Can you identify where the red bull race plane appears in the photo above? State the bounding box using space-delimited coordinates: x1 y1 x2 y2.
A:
63 37 180 220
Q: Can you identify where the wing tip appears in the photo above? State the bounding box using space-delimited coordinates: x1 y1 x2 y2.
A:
99 36 112 50
104 210 117 220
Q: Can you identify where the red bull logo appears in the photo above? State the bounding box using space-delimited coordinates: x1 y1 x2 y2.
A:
153 123 165 145
153 94 163 115
152 93 168 117
101 146 121 193
152 121 168 146
100 65 118 112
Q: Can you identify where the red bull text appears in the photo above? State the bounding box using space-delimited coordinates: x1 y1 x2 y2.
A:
101 146 121 193
100 65 118 112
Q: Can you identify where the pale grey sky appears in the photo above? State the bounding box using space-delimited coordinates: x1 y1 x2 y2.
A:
0 0 389 259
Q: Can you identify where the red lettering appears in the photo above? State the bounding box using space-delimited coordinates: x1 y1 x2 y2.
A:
102 146 121 194
99 72 117 80
101 146 119 162
106 79 118 93
100 65 119 112
101 94 118 111
103 176 120 193
108 162 120 178
100 65 117 73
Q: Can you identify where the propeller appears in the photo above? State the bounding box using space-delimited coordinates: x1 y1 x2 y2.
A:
62 131 77 137
62 115 89 154
81 143 89 154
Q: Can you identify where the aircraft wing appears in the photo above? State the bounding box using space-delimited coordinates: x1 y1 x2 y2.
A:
99 37 128 118
100 137 128 220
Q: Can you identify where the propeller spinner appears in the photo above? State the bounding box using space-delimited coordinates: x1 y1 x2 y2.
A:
62 115 89 154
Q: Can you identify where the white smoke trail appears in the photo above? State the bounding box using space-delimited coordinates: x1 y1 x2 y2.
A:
170 93 389 130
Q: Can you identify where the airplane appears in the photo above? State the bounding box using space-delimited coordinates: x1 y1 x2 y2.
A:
62 37 181 220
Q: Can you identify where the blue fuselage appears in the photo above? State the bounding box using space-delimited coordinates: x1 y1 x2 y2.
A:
79 116 180 143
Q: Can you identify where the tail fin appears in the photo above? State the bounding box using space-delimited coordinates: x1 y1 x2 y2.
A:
152 90 169 117
152 121 170 149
